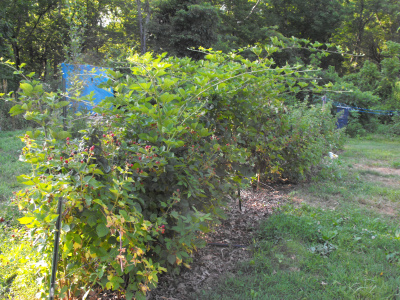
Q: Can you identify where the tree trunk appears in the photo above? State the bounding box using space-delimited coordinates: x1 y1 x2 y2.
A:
12 42 21 69
144 0 151 53
136 0 145 54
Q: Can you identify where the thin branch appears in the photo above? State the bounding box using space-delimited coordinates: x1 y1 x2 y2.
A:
0 61 29 81
24 1 57 41
245 0 261 20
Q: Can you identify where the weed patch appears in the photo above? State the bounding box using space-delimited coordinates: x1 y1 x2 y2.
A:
0 225 42 299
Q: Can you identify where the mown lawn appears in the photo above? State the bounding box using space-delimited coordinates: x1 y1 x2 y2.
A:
198 135 400 299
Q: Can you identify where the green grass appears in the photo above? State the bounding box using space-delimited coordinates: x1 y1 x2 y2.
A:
197 135 400 299
342 135 400 168
198 205 400 299
0 130 33 228
0 130 31 202
299 135 400 215
0 129 40 299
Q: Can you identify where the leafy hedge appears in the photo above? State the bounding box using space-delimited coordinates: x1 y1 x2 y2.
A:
2 40 343 298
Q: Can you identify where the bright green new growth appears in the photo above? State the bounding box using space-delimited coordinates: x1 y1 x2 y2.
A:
4 39 343 298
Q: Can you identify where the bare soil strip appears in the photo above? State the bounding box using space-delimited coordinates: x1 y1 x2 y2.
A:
354 163 400 177
147 188 288 300
91 187 289 299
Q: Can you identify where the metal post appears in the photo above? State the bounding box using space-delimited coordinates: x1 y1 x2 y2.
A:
49 197 63 300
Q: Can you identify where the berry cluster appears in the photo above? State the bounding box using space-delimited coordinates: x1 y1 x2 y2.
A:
156 225 165 234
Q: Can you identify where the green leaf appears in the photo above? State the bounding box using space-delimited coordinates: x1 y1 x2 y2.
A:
125 291 134 300
50 129 58 139
16 174 35 185
199 128 210 137
110 189 120 197
33 130 41 138
106 281 113 290
252 46 262 56
57 131 71 140
160 78 178 90
57 101 70 108
91 169 104 175
159 93 177 103
20 83 33 95
138 82 152 91
135 291 147 300
93 199 107 208
167 254 176 265
139 133 149 140
84 194 92 206
96 223 110 237
119 210 128 219
312 42 323 47
18 216 35 225
163 139 184 148
177 88 186 97
9 105 24 116
33 84 43 92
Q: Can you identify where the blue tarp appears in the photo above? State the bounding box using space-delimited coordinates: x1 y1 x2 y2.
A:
333 102 400 116
61 63 113 110
336 106 350 129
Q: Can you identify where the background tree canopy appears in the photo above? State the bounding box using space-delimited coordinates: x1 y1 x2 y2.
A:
1 0 399 72
1 0 399 116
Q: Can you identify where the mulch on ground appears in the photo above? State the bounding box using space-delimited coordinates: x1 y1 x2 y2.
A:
148 187 288 300
91 186 290 300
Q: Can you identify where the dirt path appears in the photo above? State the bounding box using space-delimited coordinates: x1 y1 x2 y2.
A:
90 187 290 300
147 188 289 300
354 163 400 177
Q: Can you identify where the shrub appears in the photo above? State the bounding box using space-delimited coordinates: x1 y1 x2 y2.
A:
3 40 343 298
277 102 344 181
385 115 400 136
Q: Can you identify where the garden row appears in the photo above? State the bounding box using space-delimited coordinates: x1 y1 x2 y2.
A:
4 41 343 298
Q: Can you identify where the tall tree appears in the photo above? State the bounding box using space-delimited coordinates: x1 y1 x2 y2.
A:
214 0 344 51
1 0 61 71
148 0 220 59
135 0 151 54
331 0 400 69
